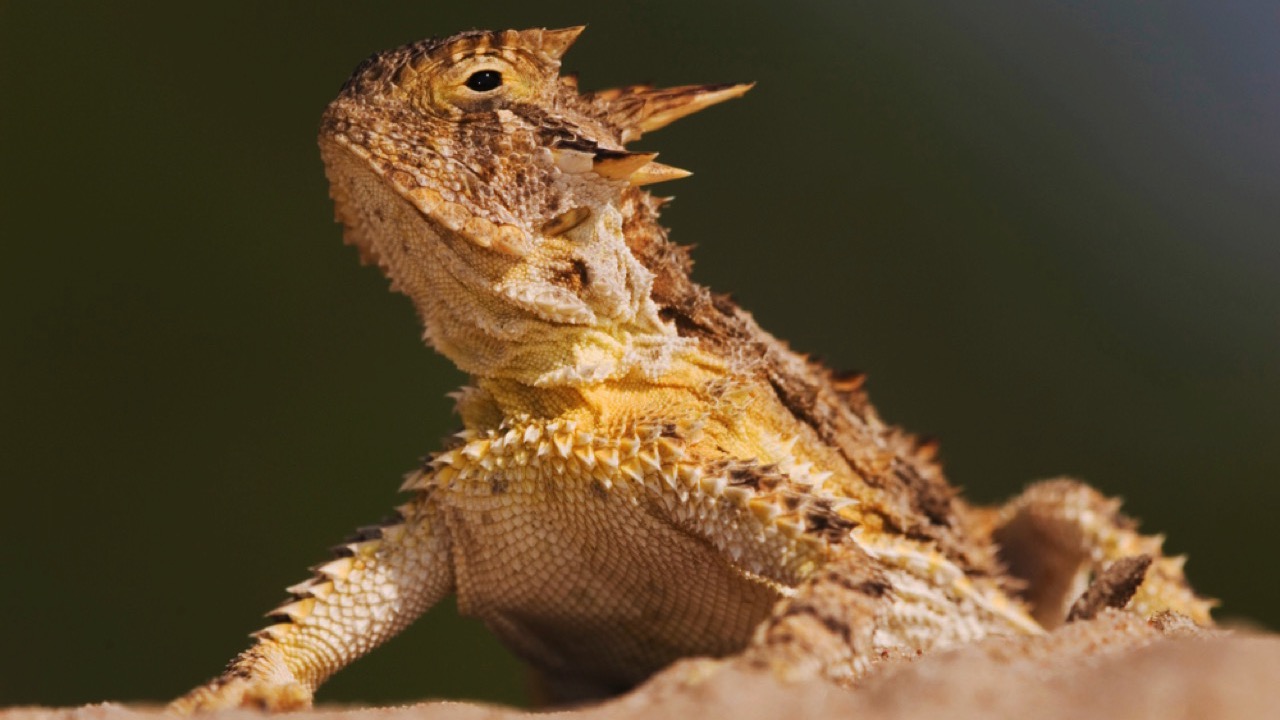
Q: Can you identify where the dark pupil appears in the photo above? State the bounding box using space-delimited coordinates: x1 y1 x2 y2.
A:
465 70 503 92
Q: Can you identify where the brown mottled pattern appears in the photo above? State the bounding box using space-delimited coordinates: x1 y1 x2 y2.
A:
170 26 1214 713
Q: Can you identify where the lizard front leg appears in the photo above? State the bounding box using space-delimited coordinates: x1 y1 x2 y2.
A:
169 486 453 713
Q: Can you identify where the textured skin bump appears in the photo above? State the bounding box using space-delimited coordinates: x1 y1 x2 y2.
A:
170 26 1213 712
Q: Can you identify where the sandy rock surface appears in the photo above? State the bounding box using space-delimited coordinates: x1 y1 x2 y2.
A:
6 612 1277 720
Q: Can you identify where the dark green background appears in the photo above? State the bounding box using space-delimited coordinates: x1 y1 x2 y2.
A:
2 0 1276 708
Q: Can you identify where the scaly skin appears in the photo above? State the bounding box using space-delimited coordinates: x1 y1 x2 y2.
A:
170 26 1214 712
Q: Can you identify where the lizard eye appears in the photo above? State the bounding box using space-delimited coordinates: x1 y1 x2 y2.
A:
464 70 503 92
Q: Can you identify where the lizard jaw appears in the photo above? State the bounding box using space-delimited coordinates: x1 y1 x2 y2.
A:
321 132 534 258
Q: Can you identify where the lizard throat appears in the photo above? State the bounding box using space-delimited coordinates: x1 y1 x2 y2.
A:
322 139 692 387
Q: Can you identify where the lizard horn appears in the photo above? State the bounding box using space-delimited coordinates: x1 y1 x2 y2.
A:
590 150 660 180
524 26 586 60
588 82 755 143
626 160 692 186
552 147 692 186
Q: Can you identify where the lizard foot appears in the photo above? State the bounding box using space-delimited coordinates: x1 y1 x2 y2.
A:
168 677 312 714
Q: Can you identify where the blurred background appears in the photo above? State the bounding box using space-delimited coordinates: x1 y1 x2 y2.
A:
2 0 1277 708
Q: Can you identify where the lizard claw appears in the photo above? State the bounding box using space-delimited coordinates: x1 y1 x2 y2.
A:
168 677 312 714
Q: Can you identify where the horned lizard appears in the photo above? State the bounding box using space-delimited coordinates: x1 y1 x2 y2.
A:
170 26 1213 712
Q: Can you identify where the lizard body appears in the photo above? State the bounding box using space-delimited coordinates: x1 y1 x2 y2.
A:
171 26 1212 711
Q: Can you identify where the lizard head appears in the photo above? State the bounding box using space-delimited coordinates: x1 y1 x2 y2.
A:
319 26 749 385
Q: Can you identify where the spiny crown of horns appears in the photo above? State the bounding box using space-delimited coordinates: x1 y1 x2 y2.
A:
322 26 752 253
337 25 751 145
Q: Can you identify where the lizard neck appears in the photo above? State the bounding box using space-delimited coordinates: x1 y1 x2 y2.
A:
420 201 694 387
459 348 729 431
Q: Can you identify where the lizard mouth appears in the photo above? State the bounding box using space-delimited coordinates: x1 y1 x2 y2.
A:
321 130 698 262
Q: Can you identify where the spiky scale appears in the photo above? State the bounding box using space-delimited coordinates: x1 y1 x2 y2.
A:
172 25 1213 715
314 557 354 582
269 598 316 623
